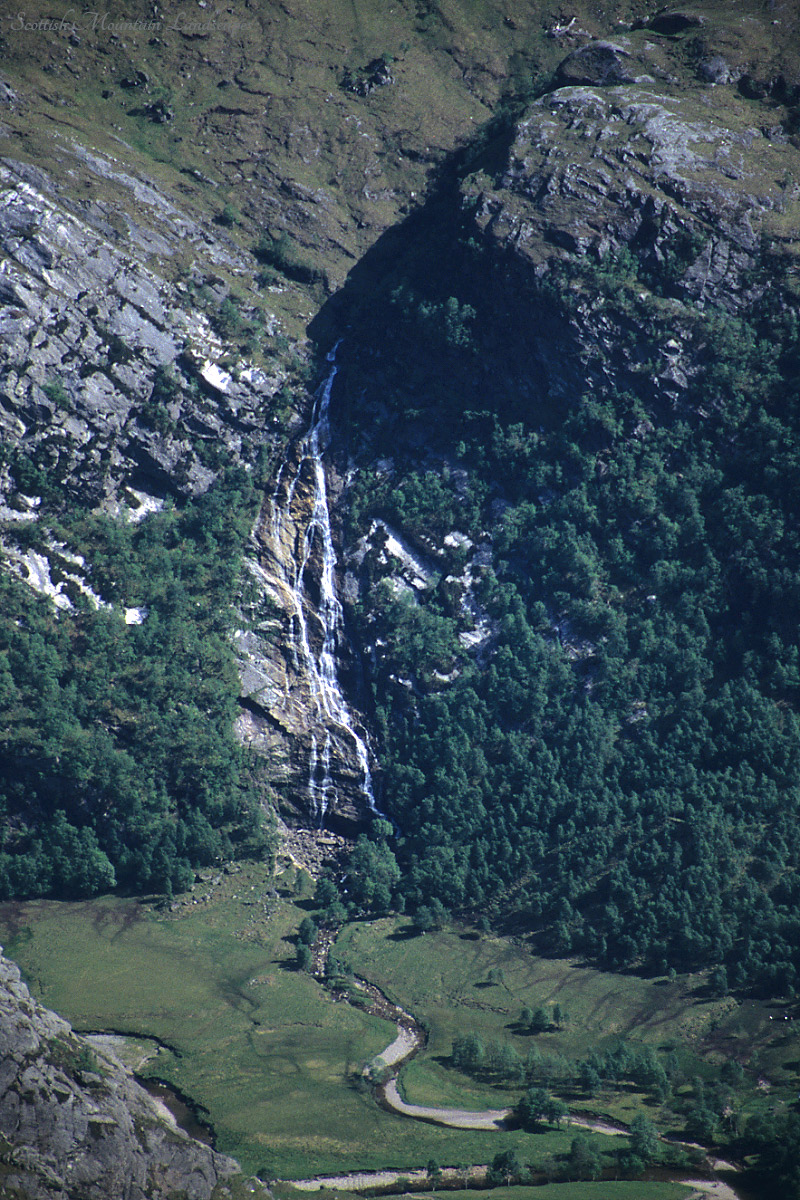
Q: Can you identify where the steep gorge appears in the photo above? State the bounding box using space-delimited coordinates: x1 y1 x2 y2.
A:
1 0 800 958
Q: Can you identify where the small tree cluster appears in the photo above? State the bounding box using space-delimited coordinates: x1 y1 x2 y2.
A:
517 1086 568 1129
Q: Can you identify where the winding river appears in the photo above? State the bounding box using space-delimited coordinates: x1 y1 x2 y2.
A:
288 967 745 1200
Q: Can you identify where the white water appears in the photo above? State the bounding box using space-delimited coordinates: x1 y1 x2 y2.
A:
269 347 378 822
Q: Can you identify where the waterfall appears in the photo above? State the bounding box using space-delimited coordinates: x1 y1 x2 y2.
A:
269 347 378 822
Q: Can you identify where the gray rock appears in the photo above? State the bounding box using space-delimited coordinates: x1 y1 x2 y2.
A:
469 84 796 312
0 152 286 510
0 952 242 1200
698 55 732 85
556 42 637 87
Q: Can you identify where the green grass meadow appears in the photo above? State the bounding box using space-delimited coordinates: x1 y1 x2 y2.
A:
0 867 388 1177
439 1186 690 1200
0 872 592 1179
279 1184 695 1200
336 917 800 1129
2 885 795 1186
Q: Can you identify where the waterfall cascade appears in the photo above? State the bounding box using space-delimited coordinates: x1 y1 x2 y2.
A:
267 348 378 823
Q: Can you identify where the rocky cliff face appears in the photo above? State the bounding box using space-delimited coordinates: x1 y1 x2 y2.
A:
448 77 800 431
0 151 284 503
470 82 795 308
0 952 246 1200
237 439 375 826
0 138 374 823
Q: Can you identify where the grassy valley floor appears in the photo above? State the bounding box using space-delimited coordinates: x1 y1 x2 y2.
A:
420 1188 692 1200
0 866 582 1179
335 919 800 1134
0 872 794 1191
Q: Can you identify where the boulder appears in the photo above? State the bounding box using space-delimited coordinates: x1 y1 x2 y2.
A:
555 42 637 87
646 10 706 35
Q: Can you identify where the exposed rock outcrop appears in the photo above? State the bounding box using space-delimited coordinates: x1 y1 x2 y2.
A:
453 80 800 418
0 952 243 1200
0 154 285 509
466 84 799 310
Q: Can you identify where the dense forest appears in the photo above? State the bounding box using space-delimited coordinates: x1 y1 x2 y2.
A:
0 463 271 898
332 193 800 994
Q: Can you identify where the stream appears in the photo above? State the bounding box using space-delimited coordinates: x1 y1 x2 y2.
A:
288 954 747 1199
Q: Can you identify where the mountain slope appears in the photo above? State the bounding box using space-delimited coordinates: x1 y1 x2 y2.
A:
320 7 800 991
1 0 800 994
0 0 658 878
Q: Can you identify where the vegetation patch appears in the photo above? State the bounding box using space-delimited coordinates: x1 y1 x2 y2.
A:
0 886 585 1179
2 887 788 1187
0 468 271 898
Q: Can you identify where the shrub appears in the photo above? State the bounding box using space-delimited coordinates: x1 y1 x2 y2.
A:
42 379 69 410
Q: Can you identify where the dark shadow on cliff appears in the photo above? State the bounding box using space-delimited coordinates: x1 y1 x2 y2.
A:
307 89 591 477
308 85 553 366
